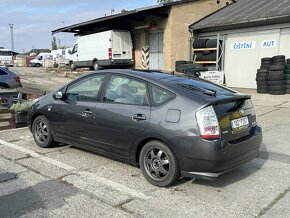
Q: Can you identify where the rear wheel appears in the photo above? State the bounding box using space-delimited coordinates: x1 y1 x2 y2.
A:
93 61 99 71
0 85 9 89
32 115 56 148
139 140 180 187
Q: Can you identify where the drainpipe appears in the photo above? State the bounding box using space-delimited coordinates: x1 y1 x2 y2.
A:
189 28 194 62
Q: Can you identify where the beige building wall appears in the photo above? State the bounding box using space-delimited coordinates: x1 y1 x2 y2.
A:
164 0 228 71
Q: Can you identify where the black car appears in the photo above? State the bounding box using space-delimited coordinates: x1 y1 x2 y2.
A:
28 69 262 187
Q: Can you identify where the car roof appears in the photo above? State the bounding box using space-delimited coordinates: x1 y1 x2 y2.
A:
92 69 176 83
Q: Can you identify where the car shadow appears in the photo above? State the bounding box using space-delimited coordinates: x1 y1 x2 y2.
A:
189 142 269 188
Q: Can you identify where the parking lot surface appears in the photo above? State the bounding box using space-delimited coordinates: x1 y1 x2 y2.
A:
0 68 290 217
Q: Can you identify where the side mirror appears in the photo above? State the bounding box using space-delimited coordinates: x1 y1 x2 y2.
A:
68 50 72 54
53 91 63 99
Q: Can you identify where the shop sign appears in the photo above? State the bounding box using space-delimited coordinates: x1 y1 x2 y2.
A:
231 41 256 50
261 40 277 48
199 71 224 85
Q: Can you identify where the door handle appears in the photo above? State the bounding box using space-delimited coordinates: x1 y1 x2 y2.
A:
81 110 93 117
132 114 147 121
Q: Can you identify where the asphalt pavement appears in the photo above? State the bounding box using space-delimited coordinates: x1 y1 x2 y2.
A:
0 67 289 217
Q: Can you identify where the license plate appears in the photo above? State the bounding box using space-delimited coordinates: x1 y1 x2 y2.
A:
231 116 249 131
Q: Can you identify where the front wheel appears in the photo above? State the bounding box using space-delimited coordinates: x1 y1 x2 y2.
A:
70 62 76 70
32 115 56 148
139 140 180 187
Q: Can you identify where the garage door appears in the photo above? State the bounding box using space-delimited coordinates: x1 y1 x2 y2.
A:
224 29 280 88
149 32 164 70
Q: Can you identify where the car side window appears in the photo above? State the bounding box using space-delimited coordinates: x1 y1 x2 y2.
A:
151 85 175 106
65 74 105 102
72 44 78 54
0 69 8 75
104 75 148 105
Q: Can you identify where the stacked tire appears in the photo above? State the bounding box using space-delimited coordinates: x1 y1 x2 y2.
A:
267 55 286 95
285 59 290 94
256 57 271 93
193 39 217 62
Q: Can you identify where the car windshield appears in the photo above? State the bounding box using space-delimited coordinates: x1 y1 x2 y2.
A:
171 77 236 95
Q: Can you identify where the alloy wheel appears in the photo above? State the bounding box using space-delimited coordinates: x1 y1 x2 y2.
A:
144 148 170 182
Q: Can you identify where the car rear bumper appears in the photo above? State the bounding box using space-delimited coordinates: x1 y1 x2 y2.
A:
180 125 262 179
98 59 134 67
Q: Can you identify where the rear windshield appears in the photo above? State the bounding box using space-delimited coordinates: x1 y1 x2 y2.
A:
172 77 236 95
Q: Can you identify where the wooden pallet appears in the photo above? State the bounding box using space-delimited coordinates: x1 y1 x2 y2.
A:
0 110 16 131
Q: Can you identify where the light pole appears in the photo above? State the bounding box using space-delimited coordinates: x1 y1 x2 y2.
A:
62 21 65 48
9 24 14 52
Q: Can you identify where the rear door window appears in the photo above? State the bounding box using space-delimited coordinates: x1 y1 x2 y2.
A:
103 75 148 105
150 84 175 106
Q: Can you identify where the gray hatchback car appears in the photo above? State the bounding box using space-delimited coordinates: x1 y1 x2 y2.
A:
28 69 262 187
0 67 22 89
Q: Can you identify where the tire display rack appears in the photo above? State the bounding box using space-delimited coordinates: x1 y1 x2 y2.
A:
192 34 225 71
256 55 290 95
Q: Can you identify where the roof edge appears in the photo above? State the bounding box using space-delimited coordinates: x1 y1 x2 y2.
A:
189 1 235 30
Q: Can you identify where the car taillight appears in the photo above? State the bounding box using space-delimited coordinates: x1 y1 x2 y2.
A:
132 49 135 60
108 48 112 60
196 105 220 139
14 76 20 83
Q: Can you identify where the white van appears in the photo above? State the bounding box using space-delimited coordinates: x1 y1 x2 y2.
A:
30 53 52 67
69 30 134 70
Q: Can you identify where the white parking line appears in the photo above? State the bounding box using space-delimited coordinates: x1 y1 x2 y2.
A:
79 171 153 200
0 138 153 200
0 139 75 171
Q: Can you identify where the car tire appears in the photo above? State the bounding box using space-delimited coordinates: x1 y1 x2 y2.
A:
260 65 270 70
286 89 290 94
268 84 286 90
267 74 284 81
93 61 99 71
257 69 269 73
269 65 285 71
70 62 76 70
269 89 286 95
267 80 285 85
268 70 284 76
285 80 290 85
32 115 56 148
0 84 9 89
257 84 268 89
256 76 267 81
257 89 268 94
256 72 268 77
139 140 180 187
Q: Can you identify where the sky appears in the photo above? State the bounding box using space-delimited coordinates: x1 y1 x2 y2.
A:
0 0 158 53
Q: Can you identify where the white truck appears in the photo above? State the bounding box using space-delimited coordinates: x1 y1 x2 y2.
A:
0 48 14 67
69 30 134 70
30 53 52 67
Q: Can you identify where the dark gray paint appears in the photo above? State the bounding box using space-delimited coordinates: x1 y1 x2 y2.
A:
29 69 262 179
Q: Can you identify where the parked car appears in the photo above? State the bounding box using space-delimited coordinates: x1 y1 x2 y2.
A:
0 67 22 89
28 69 262 187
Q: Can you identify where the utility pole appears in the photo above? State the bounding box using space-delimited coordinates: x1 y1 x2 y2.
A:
62 21 66 48
9 24 14 52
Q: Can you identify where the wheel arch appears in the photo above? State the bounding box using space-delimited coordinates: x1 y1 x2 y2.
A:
0 83 10 88
30 113 56 138
133 137 172 166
